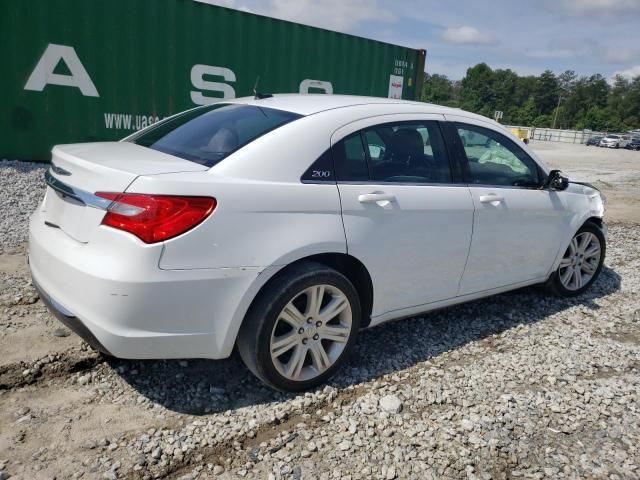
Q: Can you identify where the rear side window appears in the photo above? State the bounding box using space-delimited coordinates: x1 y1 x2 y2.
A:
361 121 452 183
130 104 301 167
334 133 369 181
333 121 452 183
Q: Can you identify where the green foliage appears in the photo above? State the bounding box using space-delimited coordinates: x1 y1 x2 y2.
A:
420 64 640 131
421 73 455 105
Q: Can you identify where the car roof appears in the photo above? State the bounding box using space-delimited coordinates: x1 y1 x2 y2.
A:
225 93 475 118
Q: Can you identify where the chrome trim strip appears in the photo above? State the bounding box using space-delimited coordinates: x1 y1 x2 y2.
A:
45 169 113 210
336 180 467 187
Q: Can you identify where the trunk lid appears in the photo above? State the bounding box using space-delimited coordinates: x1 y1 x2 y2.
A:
42 142 208 243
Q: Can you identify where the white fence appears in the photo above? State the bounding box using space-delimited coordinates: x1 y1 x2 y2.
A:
504 126 605 144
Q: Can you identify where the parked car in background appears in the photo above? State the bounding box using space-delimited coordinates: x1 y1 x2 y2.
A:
599 134 631 148
586 135 603 146
29 95 607 391
626 138 640 151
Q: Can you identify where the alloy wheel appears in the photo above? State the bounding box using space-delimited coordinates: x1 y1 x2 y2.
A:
558 232 602 291
270 284 352 382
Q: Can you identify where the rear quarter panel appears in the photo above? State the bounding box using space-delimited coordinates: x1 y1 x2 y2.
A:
129 173 346 270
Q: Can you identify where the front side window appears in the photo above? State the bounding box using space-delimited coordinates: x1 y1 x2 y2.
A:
455 124 541 187
130 104 301 167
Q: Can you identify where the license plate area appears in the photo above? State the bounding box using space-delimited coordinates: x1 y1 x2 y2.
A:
42 187 103 243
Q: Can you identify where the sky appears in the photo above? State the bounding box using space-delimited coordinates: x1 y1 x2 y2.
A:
199 0 640 81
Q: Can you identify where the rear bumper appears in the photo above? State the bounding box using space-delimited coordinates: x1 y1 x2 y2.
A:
29 209 266 360
32 276 112 355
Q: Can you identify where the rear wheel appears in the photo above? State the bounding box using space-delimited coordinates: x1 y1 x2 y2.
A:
545 223 605 296
237 262 361 391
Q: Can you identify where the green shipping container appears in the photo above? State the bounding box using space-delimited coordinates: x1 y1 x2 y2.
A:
0 0 426 161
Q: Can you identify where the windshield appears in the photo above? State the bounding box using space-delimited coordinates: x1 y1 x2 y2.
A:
129 104 302 167
606 135 621 139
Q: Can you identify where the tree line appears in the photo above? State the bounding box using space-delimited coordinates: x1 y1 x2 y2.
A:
421 63 640 132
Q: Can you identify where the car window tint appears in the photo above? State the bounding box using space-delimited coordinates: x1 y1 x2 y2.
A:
456 124 540 187
334 133 369 181
364 130 385 161
130 104 301 167
362 122 452 183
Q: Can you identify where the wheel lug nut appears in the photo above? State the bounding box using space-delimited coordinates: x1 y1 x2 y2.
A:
302 338 308 345
298 328 304 334
316 320 322 327
313 334 319 340
307 318 313 324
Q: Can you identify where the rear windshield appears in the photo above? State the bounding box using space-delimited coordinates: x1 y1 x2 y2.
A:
130 104 302 167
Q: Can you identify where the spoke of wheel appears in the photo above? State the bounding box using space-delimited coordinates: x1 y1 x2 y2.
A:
559 257 573 268
305 285 325 317
584 244 600 259
582 261 597 275
309 342 332 373
279 302 306 328
569 237 579 256
318 294 348 323
578 233 594 253
285 345 307 379
320 324 350 343
271 331 299 358
560 267 573 286
572 268 583 289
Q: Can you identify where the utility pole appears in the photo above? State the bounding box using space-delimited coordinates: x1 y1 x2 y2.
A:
552 95 563 129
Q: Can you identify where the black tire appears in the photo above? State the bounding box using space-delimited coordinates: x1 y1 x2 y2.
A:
237 261 361 392
544 222 606 297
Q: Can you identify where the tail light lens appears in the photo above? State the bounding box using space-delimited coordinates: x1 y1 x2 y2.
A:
95 192 216 243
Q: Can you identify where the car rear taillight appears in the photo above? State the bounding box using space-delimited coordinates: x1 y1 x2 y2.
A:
95 192 216 243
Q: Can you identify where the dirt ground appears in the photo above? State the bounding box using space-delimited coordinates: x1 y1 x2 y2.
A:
0 142 638 479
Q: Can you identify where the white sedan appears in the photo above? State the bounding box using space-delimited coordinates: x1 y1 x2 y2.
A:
599 134 630 148
29 95 607 391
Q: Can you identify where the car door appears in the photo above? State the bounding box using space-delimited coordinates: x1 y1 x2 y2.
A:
333 115 474 319
444 117 573 295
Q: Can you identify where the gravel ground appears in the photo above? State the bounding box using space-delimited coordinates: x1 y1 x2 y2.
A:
0 145 639 480
0 160 46 252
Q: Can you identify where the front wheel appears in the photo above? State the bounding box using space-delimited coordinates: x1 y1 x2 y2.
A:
237 262 361 391
544 223 605 296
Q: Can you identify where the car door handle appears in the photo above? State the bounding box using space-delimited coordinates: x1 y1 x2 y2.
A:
479 194 505 204
358 193 396 204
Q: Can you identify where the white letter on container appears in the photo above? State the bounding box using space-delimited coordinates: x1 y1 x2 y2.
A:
190 64 236 105
24 44 99 97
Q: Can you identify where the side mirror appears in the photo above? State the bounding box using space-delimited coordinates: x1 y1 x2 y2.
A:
546 169 569 191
